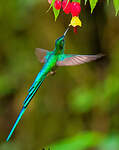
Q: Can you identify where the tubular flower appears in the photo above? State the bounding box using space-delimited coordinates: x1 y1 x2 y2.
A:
69 16 82 27
54 0 61 10
48 0 82 33
71 2 81 17
69 2 81 33
62 0 71 14
69 2 81 27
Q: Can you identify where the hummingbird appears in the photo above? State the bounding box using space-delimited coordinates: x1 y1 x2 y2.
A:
6 28 103 142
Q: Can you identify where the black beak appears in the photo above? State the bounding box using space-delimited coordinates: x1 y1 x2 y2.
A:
64 27 69 37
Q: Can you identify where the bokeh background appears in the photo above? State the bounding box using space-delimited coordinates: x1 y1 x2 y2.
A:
0 0 119 150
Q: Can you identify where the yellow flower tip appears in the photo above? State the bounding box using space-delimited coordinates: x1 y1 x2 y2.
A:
69 16 82 27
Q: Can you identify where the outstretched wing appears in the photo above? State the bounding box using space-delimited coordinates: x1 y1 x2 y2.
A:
35 48 50 63
57 54 103 66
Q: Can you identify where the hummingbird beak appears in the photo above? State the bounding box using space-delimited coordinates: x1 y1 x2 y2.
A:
64 27 69 37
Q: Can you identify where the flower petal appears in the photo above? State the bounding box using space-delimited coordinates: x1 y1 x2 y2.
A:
48 0 52 4
69 16 82 27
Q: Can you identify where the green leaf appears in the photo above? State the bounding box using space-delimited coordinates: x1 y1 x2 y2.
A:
53 6 60 21
89 0 98 13
113 0 119 16
85 0 88 5
47 0 55 11
99 135 119 150
77 0 81 2
49 132 102 150
50 0 56 8
73 0 81 2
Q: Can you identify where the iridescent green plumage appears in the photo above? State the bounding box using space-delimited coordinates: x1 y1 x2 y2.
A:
6 28 103 141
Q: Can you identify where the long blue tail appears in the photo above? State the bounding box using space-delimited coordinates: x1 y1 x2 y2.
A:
6 107 26 142
6 76 46 142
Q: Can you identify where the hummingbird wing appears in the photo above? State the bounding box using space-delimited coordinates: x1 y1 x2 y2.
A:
57 54 103 66
35 48 50 63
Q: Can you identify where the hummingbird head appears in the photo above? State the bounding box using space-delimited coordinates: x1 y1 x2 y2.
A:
55 28 69 53
55 35 65 50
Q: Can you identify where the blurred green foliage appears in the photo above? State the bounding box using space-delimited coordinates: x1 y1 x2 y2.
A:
0 0 119 150
50 132 102 150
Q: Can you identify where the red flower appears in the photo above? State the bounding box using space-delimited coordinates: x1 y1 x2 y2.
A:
71 2 81 16
54 0 61 10
62 0 71 14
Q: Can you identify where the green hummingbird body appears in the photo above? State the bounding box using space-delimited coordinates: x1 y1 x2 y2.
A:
6 29 103 141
